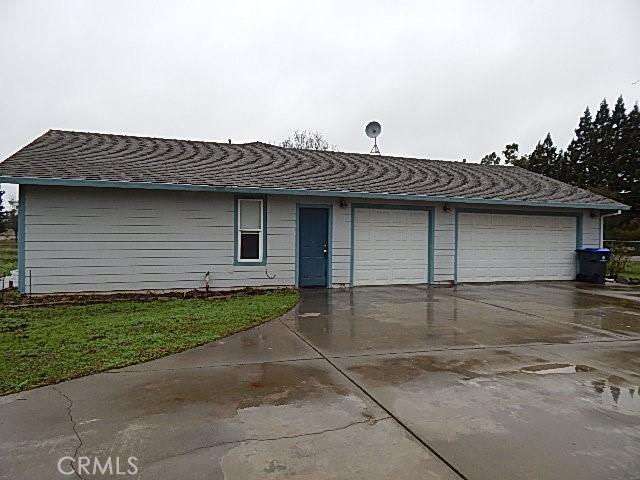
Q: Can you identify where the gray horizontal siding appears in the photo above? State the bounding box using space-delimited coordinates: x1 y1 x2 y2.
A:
22 186 603 294
23 187 296 293
23 187 348 293
582 211 600 248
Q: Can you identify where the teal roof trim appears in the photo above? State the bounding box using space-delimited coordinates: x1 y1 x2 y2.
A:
0 176 630 211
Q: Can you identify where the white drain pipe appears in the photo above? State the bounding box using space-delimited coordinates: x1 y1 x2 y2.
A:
600 210 622 248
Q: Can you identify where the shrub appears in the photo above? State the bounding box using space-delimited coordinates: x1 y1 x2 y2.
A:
608 243 634 278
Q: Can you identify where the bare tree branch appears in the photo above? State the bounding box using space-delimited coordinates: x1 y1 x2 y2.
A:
280 130 337 151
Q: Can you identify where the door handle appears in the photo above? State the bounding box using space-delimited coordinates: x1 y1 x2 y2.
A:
323 244 328 256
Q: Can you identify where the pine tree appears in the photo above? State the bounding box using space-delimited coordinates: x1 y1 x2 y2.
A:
520 96 638 238
590 99 614 189
620 103 640 209
567 107 595 188
610 96 628 195
554 149 573 184
527 133 557 177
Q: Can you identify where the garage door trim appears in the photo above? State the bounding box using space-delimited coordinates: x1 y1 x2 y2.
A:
454 208 583 283
350 203 435 286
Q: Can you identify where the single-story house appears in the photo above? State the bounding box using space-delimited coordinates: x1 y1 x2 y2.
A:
0 130 630 294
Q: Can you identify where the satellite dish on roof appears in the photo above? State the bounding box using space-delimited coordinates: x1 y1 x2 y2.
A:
365 121 381 138
365 121 381 155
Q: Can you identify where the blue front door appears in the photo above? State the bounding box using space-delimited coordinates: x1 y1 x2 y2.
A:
298 207 329 287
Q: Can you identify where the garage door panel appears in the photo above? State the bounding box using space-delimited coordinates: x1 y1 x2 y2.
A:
353 208 428 286
518 216 533 227
374 249 391 260
393 269 409 281
395 230 407 241
458 212 576 283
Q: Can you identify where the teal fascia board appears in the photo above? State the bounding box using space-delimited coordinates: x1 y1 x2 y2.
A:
428 207 435 284
454 210 459 284
18 187 26 294
350 203 435 286
455 208 583 217
0 176 629 211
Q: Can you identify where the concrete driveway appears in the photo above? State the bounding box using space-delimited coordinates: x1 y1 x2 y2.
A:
2 283 639 480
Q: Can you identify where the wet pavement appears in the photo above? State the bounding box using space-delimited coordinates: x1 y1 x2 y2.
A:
2 283 640 479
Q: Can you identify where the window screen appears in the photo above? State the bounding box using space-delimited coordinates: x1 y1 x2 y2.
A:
240 232 260 259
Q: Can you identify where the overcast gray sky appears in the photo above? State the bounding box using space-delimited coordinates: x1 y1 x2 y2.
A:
1 0 639 203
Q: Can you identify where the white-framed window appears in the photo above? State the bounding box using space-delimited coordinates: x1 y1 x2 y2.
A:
237 198 264 262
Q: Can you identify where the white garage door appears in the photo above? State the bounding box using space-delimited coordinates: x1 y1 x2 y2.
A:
457 212 577 282
353 208 429 286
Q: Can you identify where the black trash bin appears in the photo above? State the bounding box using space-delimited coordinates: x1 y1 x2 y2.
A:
576 248 612 284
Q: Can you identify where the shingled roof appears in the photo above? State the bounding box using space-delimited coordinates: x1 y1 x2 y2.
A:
0 130 628 209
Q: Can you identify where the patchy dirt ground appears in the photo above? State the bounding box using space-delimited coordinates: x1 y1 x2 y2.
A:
0 286 278 308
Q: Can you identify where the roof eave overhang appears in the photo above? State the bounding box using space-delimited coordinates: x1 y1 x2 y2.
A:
0 176 631 211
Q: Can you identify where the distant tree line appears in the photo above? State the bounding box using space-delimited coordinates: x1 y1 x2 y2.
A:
481 96 640 239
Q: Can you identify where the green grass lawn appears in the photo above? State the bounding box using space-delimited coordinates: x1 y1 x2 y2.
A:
622 260 640 280
0 239 17 277
0 289 298 395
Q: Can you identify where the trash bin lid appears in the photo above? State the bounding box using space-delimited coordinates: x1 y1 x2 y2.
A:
575 247 611 253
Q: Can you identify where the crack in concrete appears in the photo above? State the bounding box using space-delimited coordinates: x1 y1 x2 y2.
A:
322 337 640 360
438 288 636 340
279 318 470 480
52 385 84 480
105 355 322 374
145 415 391 467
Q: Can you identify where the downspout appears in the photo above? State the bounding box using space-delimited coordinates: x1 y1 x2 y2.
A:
600 210 622 248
